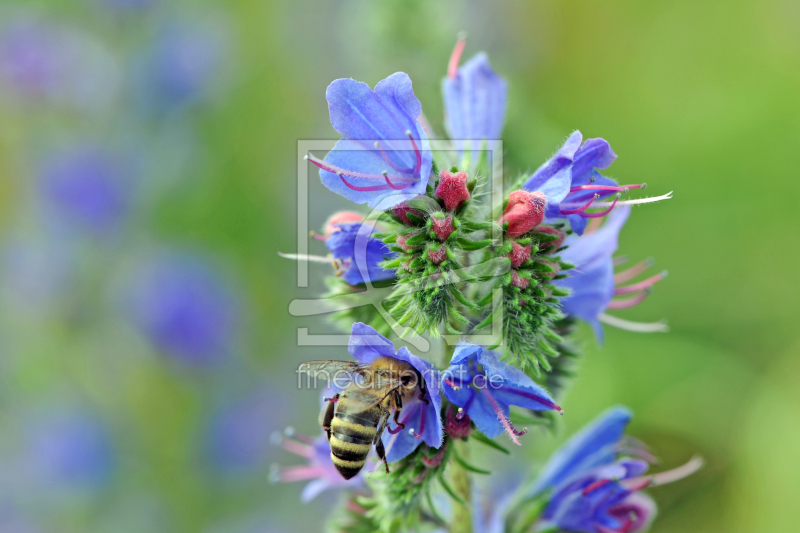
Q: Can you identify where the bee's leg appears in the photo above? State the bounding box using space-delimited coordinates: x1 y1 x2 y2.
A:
416 371 429 404
375 436 390 474
392 390 405 429
321 393 339 441
374 412 391 474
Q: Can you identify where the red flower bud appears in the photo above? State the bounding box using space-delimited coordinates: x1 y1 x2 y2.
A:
421 444 448 468
432 214 456 241
508 241 532 268
435 170 470 212
427 243 448 264
392 201 425 226
511 271 530 289
397 230 422 252
324 211 364 237
535 225 566 251
501 191 546 238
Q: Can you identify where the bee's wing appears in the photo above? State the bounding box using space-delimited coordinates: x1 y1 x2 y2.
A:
341 374 405 413
298 360 371 379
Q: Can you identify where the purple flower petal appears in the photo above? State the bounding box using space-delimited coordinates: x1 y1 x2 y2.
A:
442 53 507 142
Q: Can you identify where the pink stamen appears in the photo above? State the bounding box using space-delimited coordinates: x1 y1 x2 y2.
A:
305 154 414 184
374 141 414 173
324 396 339 403
560 194 598 215
443 378 460 389
479 388 525 445
387 422 405 435
447 34 467 79
279 465 325 483
614 272 667 295
568 183 646 193
614 258 654 284
581 194 620 218
583 478 613 496
281 439 315 459
414 403 426 439
383 173 408 190
311 232 327 241
406 131 422 176
340 174 392 192
607 289 651 310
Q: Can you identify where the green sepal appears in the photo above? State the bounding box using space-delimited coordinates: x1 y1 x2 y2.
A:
437 473 467 506
406 212 427 225
452 454 491 475
550 287 570 297
471 430 511 455
457 237 493 251
404 232 429 246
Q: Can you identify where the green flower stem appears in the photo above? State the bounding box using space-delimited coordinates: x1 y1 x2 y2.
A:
448 438 473 533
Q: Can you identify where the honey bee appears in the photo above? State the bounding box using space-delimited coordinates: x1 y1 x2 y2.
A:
298 357 428 479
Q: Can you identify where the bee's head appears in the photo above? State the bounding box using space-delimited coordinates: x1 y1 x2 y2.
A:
398 369 423 397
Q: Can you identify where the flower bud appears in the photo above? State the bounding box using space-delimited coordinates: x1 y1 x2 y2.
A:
392 201 425 226
427 242 447 264
431 214 456 241
509 241 532 268
397 230 422 252
420 444 448 468
501 190 546 238
511 271 530 289
535 225 566 251
435 170 470 212
324 211 364 237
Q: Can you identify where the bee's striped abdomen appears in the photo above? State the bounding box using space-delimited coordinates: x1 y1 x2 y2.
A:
330 391 382 479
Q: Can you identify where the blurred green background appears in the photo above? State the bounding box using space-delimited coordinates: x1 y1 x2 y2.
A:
0 0 797 532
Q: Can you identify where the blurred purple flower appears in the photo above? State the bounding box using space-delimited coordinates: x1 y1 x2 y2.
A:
271 430 362 502
531 406 702 533
325 222 397 286
442 47 507 144
25 410 114 492
441 344 561 444
124 253 239 365
0 19 60 97
38 145 133 235
141 22 225 112
348 322 443 463
307 72 432 209
553 206 667 342
205 387 285 475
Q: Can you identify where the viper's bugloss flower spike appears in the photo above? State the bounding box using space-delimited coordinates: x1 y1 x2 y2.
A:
348 323 443 462
325 222 398 286
442 344 561 443
442 50 507 145
554 206 667 342
501 190 546 237
530 406 702 533
271 430 362 502
313 72 432 208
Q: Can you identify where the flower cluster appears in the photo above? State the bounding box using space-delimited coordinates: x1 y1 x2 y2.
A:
279 37 694 533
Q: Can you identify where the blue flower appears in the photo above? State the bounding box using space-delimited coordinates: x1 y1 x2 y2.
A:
530 406 703 533
441 344 561 444
442 52 507 146
348 322 442 462
124 253 239 365
522 131 647 235
38 144 132 235
25 409 115 492
139 21 225 112
308 73 432 209
0 19 61 98
325 222 397 286
553 206 667 342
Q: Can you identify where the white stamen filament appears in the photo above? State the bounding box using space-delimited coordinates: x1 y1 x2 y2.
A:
560 191 673 209
599 313 669 333
278 252 336 264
